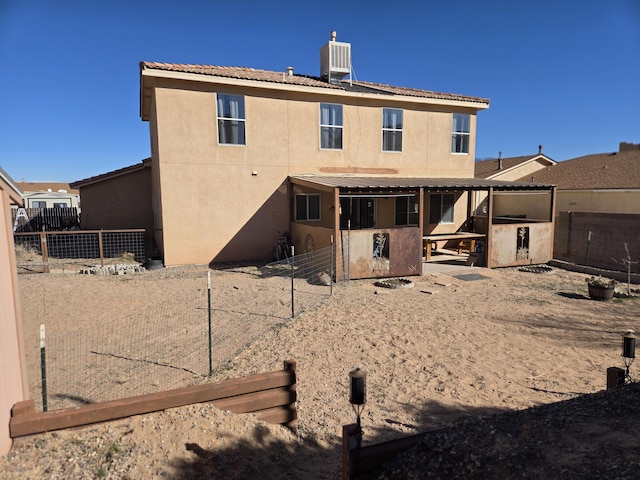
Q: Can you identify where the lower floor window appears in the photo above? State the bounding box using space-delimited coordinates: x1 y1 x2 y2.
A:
429 193 454 224
340 197 376 229
295 194 320 221
395 196 419 226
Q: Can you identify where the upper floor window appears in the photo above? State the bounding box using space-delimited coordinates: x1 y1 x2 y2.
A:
451 113 470 154
429 193 454 224
320 103 343 149
395 196 419 226
382 108 403 152
295 193 321 221
217 94 246 145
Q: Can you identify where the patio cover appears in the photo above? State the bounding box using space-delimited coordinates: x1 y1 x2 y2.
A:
289 175 555 194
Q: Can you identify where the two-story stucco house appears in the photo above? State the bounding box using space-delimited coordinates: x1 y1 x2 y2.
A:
132 33 555 278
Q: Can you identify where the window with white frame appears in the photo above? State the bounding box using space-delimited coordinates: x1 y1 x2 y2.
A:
451 113 470 154
53 203 67 208
382 108 403 152
32 201 46 208
295 193 321 221
395 196 419 226
429 193 454 224
320 103 343 149
216 94 246 145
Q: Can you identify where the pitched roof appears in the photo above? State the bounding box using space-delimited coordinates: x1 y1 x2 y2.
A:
0 165 23 204
16 182 78 195
518 149 640 189
475 153 556 179
140 62 490 105
70 158 151 188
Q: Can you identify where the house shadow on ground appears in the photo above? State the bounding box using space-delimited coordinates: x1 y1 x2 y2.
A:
168 401 509 479
169 383 640 479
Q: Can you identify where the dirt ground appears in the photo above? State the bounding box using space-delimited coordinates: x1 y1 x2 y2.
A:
1 263 640 479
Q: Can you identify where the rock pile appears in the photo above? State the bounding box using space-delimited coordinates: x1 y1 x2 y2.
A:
78 264 145 275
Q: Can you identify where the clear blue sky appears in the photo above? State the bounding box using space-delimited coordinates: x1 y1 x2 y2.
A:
1 0 639 182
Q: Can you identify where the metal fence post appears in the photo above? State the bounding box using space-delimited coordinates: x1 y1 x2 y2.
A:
40 324 48 412
291 246 295 318
207 271 213 376
98 230 104 267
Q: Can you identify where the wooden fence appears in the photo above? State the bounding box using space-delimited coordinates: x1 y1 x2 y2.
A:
10 360 297 438
11 207 80 232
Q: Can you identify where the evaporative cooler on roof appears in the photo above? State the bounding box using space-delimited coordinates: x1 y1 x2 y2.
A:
320 31 351 84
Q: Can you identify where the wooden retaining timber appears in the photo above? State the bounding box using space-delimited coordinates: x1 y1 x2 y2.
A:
342 422 433 479
10 360 297 438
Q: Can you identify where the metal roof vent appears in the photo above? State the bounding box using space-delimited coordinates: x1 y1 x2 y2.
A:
320 31 351 84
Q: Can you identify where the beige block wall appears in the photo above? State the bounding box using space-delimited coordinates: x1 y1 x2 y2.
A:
1 184 28 456
151 79 479 265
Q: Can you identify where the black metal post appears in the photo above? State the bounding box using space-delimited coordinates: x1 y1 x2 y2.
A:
40 324 48 412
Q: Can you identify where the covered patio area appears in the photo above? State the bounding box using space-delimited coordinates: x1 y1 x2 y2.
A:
288 175 556 281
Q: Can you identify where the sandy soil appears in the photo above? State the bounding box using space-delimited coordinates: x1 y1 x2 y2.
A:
1 263 639 479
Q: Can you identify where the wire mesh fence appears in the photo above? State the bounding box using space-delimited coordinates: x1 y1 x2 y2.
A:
14 230 146 273
27 244 340 412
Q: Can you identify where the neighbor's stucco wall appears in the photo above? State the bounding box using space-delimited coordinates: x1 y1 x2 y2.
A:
0 180 28 456
489 159 551 182
150 78 480 265
493 191 553 220
79 168 153 230
556 190 640 214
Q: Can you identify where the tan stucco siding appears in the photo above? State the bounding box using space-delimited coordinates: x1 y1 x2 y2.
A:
1 183 28 455
423 192 470 234
490 159 551 182
493 191 553 220
79 169 152 230
151 79 481 265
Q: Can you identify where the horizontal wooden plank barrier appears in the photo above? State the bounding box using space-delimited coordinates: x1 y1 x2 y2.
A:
10 360 297 438
343 422 441 478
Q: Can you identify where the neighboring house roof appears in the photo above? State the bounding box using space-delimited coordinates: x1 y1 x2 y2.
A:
140 61 490 120
16 182 78 195
0 166 23 204
519 148 640 190
290 175 553 193
71 158 151 188
475 153 556 179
